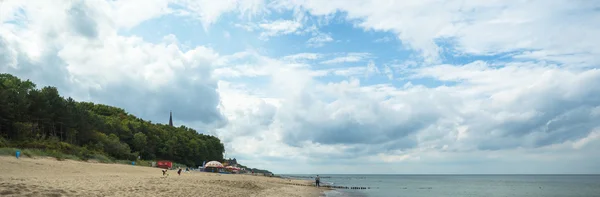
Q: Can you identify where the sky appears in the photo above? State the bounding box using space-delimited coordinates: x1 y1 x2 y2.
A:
1 0 599 174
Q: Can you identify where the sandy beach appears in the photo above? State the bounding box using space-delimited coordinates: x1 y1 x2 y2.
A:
0 156 324 197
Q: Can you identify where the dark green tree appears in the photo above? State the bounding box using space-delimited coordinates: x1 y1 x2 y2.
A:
0 73 225 167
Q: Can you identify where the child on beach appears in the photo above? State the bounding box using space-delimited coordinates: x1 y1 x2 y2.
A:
162 169 168 176
177 168 182 176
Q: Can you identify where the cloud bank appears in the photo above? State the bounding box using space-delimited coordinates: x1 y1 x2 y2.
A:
1 0 599 174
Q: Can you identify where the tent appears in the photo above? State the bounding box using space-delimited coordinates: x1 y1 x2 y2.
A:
225 166 236 173
157 160 172 169
204 161 224 173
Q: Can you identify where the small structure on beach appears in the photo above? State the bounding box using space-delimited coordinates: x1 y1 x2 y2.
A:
225 166 241 174
157 160 173 169
204 161 224 173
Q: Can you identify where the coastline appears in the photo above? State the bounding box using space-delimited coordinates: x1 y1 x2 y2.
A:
280 175 335 197
0 156 324 197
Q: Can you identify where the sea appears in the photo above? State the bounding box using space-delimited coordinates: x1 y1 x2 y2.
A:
281 174 600 197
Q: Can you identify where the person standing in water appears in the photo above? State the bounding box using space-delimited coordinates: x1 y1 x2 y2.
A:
315 175 321 187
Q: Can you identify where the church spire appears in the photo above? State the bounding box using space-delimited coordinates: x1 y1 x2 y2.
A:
169 110 173 127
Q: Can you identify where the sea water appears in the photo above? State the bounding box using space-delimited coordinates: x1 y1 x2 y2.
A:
283 174 600 197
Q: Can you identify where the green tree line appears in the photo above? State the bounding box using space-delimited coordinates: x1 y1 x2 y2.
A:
0 73 224 167
236 163 273 175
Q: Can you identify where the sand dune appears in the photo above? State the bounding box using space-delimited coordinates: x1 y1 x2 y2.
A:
0 156 323 197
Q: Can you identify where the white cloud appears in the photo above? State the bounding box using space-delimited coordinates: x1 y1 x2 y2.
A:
365 60 379 78
282 53 322 61
330 67 366 77
0 0 225 127
311 60 383 78
174 0 266 30
109 0 173 29
383 65 393 80
212 53 600 173
306 32 333 48
274 0 600 65
234 23 259 32
374 36 394 43
376 153 420 163
2 0 600 174
320 52 371 64
213 51 311 79
258 19 303 39
572 129 600 150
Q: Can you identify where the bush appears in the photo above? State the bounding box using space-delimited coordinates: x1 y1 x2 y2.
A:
90 154 112 163
136 160 152 167
0 147 18 156
75 147 94 161
22 149 45 157
8 148 78 161
62 154 79 161
22 149 35 157
18 141 47 149
172 162 188 169
115 160 133 165
43 149 62 160
1 144 118 164
0 137 8 148
1 138 127 164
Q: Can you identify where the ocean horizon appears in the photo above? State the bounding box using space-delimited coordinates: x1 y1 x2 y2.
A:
282 174 600 197
283 173 600 175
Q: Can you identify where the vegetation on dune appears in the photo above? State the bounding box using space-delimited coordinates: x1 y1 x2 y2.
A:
0 73 225 167
236 163 273 175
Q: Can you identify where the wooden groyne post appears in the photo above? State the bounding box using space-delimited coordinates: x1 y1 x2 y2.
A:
284 182 371 190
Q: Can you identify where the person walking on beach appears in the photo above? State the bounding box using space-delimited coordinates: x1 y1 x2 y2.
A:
315 175 321 187
177 168 182 176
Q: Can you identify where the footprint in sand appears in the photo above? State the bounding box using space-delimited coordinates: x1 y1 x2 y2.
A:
0 190 18 195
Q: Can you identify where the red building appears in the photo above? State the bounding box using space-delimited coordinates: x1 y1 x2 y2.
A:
157 160 173 169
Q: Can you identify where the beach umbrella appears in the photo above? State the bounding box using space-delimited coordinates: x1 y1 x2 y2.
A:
204 161 224 168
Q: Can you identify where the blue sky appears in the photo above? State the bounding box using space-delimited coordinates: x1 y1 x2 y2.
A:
1 0 600 174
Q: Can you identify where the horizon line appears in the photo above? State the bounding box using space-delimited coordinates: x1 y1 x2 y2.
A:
278 173 600 175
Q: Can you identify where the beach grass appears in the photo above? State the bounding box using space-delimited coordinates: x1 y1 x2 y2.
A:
0 147 158 166
0 137 167 166
135 159 152 166
0 147 79 161
0 147 18 156
1 135 197 171
89 153 112 163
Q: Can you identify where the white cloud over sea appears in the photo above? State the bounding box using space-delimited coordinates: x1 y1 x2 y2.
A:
1 0 599 174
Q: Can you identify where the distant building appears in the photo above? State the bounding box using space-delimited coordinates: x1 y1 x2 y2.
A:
169 110 173 127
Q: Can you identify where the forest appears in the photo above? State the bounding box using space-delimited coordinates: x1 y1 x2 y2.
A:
0 73 224 167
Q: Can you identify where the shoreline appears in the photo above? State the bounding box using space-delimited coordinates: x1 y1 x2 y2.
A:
280 175 334 197
0 156 325 197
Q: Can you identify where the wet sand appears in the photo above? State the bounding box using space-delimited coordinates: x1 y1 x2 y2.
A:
0 156 323 197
